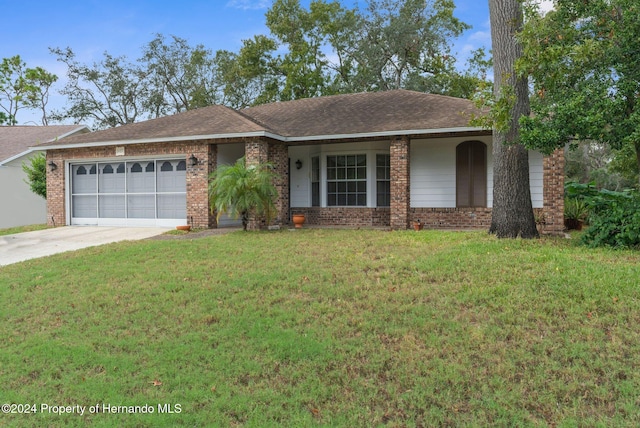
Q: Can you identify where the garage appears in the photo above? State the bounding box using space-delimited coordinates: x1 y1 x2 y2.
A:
70 158 187 227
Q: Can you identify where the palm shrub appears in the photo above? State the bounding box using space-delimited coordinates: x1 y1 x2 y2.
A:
208 157 279 231
564 197 588 220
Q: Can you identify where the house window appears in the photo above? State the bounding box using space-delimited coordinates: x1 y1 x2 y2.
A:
456 141 487 207
311 156 320 207
376 154 390 207
327 154 366 206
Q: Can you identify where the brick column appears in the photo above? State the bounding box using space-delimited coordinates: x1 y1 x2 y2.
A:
268 142 290 226
390 136 411 230
46 151 66 227
245 138 269 165
186 142 216 229
244 138 288 230
542 148 565 235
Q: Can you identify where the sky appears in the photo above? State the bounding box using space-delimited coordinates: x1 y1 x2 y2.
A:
0 0 550 125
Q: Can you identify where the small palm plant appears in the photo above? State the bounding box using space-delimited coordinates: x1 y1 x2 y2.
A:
208 157 279 231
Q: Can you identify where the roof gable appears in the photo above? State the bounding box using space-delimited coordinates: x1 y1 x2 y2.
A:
0 125 89 163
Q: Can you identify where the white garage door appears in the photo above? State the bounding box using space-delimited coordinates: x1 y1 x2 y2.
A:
70 159 187 227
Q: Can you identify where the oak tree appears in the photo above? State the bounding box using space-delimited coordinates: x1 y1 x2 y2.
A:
519 0 640 187
487 0 538 238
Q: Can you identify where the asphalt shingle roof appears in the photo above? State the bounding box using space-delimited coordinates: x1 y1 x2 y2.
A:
36 90 485 148
0 125 88 162
242 90 482 137
43 105 267 147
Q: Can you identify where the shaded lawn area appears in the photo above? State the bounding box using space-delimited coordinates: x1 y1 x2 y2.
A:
1 229 639 426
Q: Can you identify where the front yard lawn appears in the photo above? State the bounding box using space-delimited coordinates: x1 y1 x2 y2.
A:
1 229 639 426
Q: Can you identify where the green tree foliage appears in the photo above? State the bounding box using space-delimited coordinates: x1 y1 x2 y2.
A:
208 158 279 231
0 55 57 125
565 142 636 191
352 0 469 92
52 35 235 129
22 152 47 199
47 1 487 125
142 34 224 114
216 36 282 108
50 47 151 129
519 0 640 185
221 0 478 106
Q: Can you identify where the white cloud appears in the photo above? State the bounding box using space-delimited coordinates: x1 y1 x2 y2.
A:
226 0 271 10
468 30 491 44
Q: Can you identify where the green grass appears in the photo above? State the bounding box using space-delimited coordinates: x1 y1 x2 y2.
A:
0 224 50 236
1 229 640 426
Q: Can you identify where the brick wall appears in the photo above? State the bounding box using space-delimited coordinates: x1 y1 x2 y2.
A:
410 207 492 229
269 142 290 226
541 148 565 235
291 207 390 227
45 137 566 233
187 143 216 228
45 152 66 227
390 136 410 230
244 138 289 230
45 140 215 228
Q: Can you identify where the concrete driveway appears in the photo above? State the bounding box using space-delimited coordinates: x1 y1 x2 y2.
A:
0 226 169 267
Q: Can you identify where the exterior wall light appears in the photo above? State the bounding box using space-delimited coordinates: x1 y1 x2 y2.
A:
295 159 302 170
48 161 57 171
189 154 198 166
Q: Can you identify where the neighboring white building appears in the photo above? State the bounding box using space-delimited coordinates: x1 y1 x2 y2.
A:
0 125 89 228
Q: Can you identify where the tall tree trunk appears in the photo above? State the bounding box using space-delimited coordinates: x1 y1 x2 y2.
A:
488 0 539 238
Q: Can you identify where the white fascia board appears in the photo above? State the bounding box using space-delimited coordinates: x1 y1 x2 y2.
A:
32 131 280 150
32 127 487 150
0 149 43 166
54 125 91 140
283 127 487 142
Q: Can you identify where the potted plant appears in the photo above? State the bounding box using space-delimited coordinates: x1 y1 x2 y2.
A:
564 197 588 230
292 213 306 229
208 157 279 231
413 219 423 231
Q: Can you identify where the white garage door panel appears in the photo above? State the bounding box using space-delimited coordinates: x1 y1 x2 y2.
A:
72 195 97 218
158 194 186 219
70 159 187 227
98 195 126 218
127 195 155 218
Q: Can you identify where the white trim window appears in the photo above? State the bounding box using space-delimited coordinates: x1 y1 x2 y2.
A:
326 154 367 206
311 156 320 207
376 154 390 207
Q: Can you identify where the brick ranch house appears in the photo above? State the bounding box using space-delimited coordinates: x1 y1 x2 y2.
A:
36 90 564 233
